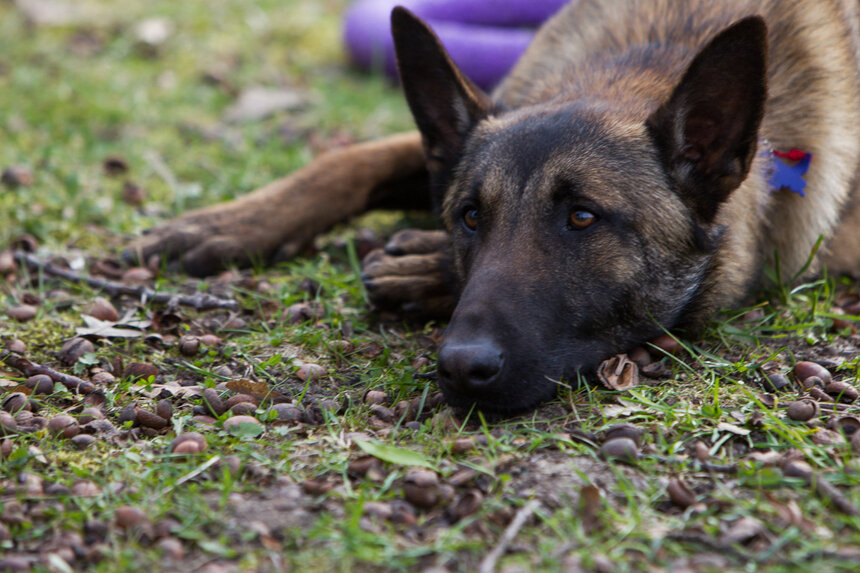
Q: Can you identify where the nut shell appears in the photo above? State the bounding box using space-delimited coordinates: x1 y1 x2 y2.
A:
786 399 819 422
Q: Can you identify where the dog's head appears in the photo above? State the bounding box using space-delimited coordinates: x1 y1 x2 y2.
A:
391 7 767 412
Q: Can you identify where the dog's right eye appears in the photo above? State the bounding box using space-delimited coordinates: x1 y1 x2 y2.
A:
463 208 479 231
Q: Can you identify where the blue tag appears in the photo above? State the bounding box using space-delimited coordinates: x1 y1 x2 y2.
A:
768 152 811 197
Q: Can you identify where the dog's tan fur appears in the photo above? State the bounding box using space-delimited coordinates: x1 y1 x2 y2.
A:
129 0 860 411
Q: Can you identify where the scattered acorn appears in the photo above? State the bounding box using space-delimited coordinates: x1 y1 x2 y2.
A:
170 432 207 455
114 506 148 530
825 381 859 403
787 399 819 422
807 387 833 402
403 468 441 508
0 412 18 436
202 388 225 416
125 362 158 381
794 361 832 386
224 394 258 410
604 423 643 446
370 404 395 423
70 434 96 450
25 374 54 395
364 390 388 405
1 165 33 187
648 333 682 356
449 489 484 520
122 181 146 205
155 399 173 421
296 363 325 382
761 372 790 393
2 393 30 414
177 335 200 356
136 409 168 430
47 415 80 439
6 304 37 322
91 370 116 385
223 415 262 432
599 437 639 464
78 407 105 424
4 339 26 353
269 403 303 423
229 402 257 416
59 337 95 365
667 476 696 508
83 297 119 321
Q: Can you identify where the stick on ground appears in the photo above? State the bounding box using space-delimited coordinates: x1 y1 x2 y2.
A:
13 251 240 312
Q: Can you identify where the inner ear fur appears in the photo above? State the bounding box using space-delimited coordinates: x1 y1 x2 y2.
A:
391 7 492 169
647 16 768 222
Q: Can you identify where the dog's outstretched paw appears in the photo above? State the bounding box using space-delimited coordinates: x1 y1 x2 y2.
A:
362 229 458 319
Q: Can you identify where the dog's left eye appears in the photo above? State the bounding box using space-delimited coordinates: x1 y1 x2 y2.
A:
463 208 479 231
569 209 597 230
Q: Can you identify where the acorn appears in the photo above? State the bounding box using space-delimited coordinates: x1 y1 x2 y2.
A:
363 390 388 406
202 388 225 416
296 363 325 382
83 297 119 321
0 412 18 436
761 372 790 393
604 423 644 446
403 468 441 508
786 399 819 422
25 374 53 395
125 362 159 381
599 437 639 464
177 335 200 356
6 304 37 322
2 392 30 414
47 415 80 439
825 381 859 403
667 476 696 508
170 432 207 455
794 361 832 386
59 338 95 365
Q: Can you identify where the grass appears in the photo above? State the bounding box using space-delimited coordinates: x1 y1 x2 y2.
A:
2 1 860 572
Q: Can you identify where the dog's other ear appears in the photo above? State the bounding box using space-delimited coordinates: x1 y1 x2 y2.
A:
647 16 768 222
391 6 492 171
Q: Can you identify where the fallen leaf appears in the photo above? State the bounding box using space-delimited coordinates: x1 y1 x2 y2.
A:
76 315 151 339
225 378 288 402
223 86 305 123
354 439 437 471
716 421 751 436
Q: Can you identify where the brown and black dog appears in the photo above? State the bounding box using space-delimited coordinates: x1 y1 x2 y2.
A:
128 0 860 413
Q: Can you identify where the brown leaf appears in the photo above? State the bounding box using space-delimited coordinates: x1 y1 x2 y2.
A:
596 354 639 390
225 378 288 402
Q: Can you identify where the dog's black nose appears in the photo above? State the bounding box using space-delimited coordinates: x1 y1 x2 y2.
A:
437 341 504 396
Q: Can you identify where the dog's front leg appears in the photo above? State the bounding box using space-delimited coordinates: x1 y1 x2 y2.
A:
362 229 459 319
124 132 426 276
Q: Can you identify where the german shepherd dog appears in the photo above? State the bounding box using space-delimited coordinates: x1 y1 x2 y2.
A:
128 0 860 413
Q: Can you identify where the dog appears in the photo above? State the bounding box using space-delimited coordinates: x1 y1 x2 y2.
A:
127 0 860 413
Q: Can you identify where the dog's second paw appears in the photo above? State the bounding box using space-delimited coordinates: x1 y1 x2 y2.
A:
362 229 458 319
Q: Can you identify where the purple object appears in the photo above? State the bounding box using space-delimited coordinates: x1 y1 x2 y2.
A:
343 0 569 89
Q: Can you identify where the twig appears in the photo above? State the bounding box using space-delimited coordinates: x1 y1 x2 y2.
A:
13 251 239 311
652 455 739 474
0 350 97 395
479 499 540 573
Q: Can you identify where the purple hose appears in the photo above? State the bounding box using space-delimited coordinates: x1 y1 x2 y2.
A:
343 0 568 89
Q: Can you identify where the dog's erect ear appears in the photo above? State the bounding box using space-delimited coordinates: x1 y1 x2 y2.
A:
391 7 492 171
647 16 768 223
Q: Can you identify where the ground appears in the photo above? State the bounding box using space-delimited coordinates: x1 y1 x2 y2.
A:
2 1 860 572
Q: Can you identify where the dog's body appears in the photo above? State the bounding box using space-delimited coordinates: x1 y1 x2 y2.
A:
129 0 860 412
